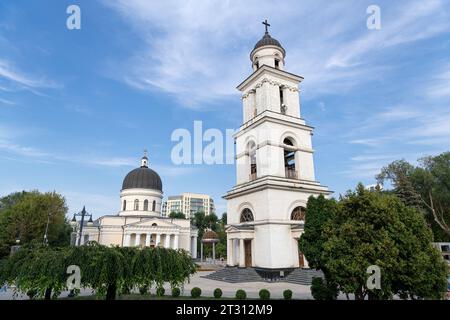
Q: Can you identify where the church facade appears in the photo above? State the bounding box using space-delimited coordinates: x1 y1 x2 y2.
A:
225 23 330 271
73 153 198 257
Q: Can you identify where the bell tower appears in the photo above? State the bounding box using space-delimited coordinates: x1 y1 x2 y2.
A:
225 21 330 272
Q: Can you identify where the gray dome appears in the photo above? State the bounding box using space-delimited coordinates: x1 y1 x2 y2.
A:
122 167 162 191
253 32 285 56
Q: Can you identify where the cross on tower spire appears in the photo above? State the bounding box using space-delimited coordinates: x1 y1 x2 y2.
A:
262 19 270 34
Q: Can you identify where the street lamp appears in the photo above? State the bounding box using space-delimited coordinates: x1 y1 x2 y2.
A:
70 206 93 246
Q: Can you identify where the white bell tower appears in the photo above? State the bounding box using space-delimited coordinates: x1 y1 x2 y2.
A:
225 21 330 272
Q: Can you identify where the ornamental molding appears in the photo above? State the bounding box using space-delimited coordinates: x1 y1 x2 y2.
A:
242 78 299 99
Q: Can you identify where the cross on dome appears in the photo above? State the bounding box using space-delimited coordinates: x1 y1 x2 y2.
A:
262 19 270 34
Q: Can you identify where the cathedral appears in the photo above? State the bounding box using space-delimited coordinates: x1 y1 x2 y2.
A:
224 22 330 271
73 153 198 256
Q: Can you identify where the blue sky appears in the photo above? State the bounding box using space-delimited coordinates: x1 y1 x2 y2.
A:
0 0 450 217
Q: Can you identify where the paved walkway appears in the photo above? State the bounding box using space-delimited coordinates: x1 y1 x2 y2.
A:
0 271 317 300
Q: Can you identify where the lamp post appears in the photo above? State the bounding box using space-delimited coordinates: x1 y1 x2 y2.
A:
70 206 93 246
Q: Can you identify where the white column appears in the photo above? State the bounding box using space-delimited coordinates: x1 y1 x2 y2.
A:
193 236 197 259
227 238 233 266
239 238 245 267
174 234 179 250
124 234 131 247
135 233 141 247
156 233 161 247
145 233 151 247
165 234 170 248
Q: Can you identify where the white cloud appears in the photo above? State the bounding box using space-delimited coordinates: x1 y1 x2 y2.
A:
0 59 60 91
101 0 450 107
427 63 450 98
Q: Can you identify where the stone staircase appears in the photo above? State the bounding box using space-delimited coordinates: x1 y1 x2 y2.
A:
283 268 324 285
203 267 262 283
202 267 323 285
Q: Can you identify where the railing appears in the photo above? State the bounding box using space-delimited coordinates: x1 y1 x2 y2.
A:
285 168 298 179
249 172 257 181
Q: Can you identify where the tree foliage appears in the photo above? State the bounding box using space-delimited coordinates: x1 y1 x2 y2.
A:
377 152 450 240
0 191 71 258
0 242 196 300
300 184 448 300
169 211 186 219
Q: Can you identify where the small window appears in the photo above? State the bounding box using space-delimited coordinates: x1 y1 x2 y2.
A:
123 200 127 211
255 61 259 69
134 199 139 211
151 223 157 227
275 58 280 69
152 200 156 211
143 200 149 211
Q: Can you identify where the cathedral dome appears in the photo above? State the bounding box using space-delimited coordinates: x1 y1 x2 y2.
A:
122 153 162 191
253 33 285 56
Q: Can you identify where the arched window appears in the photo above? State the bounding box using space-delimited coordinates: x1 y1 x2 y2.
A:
134 199 139 211
248 141 257 181
240 208 254 223
152 200 156 211
143 199 149 211
283 138 297 179
151 223 157 227
123 200 127 211
291 206 306 221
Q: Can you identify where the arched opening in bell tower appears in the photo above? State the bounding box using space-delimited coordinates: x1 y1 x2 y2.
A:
283 138 297 179
248 141 257 181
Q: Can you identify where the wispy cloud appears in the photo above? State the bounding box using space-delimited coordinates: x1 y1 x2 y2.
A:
426 63 450 98
101 0 450 107
0 97 16 106
0 59 61 92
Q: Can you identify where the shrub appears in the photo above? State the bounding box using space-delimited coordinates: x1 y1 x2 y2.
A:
172 287 181 298
235 289 247 300
156 287 165 297
191 287 202 298
283 289 293 300
259 289 270 299
213 288 223 299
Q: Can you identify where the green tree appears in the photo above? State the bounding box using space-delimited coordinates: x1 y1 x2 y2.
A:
169 211 186 219
322 184 448 300
299 195 337 270
299 195 339 299
0 191 71 258
0 243 69 299
377 152 450 240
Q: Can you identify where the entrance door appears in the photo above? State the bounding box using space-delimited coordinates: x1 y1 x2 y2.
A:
298 250 305 268
244 240 252 267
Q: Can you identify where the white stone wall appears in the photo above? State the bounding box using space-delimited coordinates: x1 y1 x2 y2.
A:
251 47 285 70
119 188 163 216
235 118 315 185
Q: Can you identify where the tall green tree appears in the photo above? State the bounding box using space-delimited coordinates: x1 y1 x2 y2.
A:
299 195 337 270
0 191 71 258
377 152 450 240
322 184 448 300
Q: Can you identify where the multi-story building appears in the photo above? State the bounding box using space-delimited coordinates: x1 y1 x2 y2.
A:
163 193 215 218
